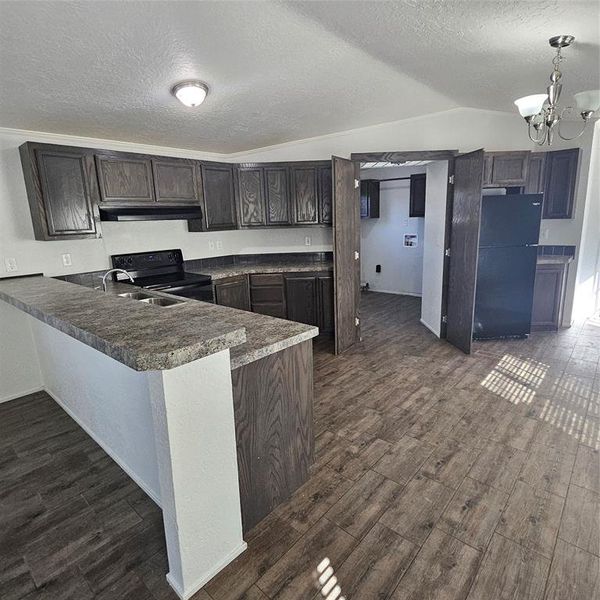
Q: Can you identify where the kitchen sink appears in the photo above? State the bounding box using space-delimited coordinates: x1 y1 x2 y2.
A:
118 291 154 300
139 296 183 307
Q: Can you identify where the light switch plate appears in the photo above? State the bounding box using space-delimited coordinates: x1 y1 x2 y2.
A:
4 257 17 272
305 236 311 246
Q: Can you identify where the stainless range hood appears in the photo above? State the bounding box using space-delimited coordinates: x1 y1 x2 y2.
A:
99 206 203 222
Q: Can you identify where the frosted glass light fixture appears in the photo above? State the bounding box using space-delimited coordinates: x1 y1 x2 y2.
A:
574 90 600 113
171 81 209 107
514 94 548 118
514 35 596 145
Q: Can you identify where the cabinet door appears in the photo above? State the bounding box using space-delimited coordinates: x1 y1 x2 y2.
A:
214 275 251 311
360 180 380 218
409 173 426 217
20 143 100 240
525 153 546 194
531 264 566 330
95 153 155 203
485 151 529 187
318 165 333 224
285 275 318 325
264 167 291 226
317 274 334 334
237 167 266 227
202 163 237 230
152 158 201 204
542 148 579 219
291 166 318 224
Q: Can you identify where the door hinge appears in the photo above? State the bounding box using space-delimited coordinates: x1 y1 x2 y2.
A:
442 315 448 323
355 317 360 327
448 175 455 184
354 179 360 189
354 250 360 260
445 248 451 257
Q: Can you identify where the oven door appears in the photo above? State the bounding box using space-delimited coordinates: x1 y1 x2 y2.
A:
160 283 214 303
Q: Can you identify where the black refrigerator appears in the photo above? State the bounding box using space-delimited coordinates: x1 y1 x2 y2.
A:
473 193 543 340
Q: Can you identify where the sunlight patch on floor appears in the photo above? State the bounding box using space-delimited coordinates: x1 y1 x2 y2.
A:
480 354 548 407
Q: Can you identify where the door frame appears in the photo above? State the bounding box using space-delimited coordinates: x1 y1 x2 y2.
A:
349 150 458 337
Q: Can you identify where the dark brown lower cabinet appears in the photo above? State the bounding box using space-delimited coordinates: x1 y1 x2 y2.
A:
250 273 286 318
214 275 251 311
285 274 319 325
531 261 570 331
285 272 335 334
231 341 314 532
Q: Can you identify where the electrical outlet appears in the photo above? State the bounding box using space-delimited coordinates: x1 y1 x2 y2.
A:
208 241 215 251
4 257 18 272
304 236 311 246
216 240 223 250
61 253 72 267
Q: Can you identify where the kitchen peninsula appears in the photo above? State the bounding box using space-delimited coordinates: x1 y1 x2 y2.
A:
0 274 318 600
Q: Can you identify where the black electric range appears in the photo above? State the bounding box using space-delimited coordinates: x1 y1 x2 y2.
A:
111 249 214 302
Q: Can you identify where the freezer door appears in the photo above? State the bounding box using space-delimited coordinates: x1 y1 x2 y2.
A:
474 246 538 339
479 194 543 247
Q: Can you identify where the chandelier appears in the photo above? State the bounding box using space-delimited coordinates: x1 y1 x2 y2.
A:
514 35 599 146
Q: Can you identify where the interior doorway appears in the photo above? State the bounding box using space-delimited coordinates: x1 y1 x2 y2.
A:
358 159 450 338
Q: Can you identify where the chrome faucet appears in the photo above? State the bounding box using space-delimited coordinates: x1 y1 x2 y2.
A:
102 268 134 292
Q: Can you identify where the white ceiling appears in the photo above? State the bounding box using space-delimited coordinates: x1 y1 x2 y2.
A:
0 1 598 153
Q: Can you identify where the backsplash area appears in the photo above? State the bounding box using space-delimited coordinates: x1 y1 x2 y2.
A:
55 252 333 288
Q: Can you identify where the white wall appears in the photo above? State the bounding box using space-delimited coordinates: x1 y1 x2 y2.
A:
0 301 42 402
573 120 600 320
0 128 332 280
33 317 162 501
360 165 426 295
421 161 449 336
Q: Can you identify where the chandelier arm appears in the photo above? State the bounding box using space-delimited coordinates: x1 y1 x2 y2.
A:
528 121 547 145
557 117 588 141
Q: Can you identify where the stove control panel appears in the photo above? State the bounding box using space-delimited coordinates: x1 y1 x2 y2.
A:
111 249 183 270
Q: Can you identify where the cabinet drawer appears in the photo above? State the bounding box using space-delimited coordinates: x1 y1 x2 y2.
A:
251 285 285 304
250 273 284 287
251 303 286 318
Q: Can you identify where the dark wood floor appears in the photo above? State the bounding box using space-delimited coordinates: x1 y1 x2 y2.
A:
2 292 598 600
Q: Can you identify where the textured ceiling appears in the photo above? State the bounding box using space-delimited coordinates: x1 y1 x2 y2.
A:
0 1 598 153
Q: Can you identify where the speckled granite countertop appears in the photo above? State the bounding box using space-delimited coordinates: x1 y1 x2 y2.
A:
0 275 318 371
537 256 574 265
187 260 333 280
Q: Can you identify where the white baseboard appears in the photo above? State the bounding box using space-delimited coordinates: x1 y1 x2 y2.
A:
0 386 44 404
166 541 248 599
43 386 162 507
367 289 423 297
420 318 441 338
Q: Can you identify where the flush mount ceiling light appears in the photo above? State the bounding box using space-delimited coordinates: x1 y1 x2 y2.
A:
514 35 599 145
171 80 209 107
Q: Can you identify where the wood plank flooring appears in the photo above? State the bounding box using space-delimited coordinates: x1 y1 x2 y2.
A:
1 291 599 600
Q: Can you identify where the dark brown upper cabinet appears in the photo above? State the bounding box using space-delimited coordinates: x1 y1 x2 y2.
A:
409 173 427 217
237 166 266 227
214 275 251 311
95 152 155 203
19 142 101 241
482 151 530 187
264 166 291 226
151 158 201 204
317 165 333 225
360 179 380 218
291 166 319 225
524 153 546 194
542 148 579 219
201 163 238 231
